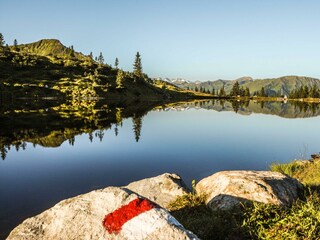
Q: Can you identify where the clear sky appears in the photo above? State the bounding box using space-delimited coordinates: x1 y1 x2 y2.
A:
1 0 319 81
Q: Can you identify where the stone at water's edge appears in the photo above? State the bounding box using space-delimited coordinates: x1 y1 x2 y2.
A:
8 171 304 239
8 187 199 240
125 173 189 208
196 170 303 210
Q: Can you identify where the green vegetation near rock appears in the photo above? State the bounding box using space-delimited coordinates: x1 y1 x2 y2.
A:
271 159 320 189
169 160 320 240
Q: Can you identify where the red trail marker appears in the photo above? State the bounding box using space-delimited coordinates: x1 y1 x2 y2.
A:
103 198 155 234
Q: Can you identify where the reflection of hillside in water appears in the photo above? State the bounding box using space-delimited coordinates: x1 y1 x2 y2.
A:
1 99 320 160
0 99 156 160
161 100 320 119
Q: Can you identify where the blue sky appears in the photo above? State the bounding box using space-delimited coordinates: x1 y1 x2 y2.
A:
1 0 319 81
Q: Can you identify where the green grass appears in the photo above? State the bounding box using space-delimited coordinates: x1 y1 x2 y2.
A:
168 189 248 239
271 160 320 186
242 191 320 240
169 161 320 240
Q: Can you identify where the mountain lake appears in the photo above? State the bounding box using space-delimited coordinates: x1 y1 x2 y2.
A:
1 99 320 238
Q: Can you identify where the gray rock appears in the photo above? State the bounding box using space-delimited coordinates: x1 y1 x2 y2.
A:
125 173 189 208
196 170 303 210
8 187 199 240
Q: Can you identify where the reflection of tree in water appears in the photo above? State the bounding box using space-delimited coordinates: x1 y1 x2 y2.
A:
114 124 119 136
231 101 240 113
293 101 320 114
132 114 143 142
231 100 250 113
95 130 104 142
219 100 225 109
0 99 158 160
1 147 7 160
1 141 27 160
68 136 75 146
89 132 93 142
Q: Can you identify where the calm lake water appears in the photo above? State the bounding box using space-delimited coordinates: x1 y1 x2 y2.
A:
1 99 320 237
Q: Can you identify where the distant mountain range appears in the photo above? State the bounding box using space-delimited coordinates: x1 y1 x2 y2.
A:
157 76 320 96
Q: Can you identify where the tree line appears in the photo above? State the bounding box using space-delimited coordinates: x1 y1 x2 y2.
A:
289 85 320 99
192 81 320 99
191 81 250 97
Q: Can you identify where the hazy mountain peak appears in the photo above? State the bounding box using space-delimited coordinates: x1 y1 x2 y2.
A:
235 76 253 83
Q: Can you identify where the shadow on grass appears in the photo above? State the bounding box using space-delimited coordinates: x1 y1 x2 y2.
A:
170 199 253 240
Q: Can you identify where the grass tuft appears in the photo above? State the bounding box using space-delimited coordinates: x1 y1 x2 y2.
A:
168 181 248 239
271 159 320 186
242 191 320 240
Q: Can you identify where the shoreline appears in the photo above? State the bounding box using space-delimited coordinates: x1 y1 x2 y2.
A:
6 156 320 239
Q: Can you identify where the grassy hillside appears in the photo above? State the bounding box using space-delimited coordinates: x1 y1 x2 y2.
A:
0 39 208 101
17 39 90 61
245 76 320 96
179 76 253 94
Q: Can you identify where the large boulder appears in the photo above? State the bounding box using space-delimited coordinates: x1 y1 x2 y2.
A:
196 171 303 210
8 187 198 240
125 173 189 208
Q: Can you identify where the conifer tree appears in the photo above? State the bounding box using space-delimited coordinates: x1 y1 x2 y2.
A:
13 39 18 51
115 57 119 69
303 85 309 98
0 33 4 46
98 52 104 65
89 52 93 59
245 87 250 97
219 85 226 97
230 81 240 96
211 87 215 95
260 87 267 97
133 52 143 78
68 46 75 57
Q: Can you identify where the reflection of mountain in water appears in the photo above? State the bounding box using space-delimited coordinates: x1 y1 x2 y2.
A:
1 99 320 160
161 100 320 119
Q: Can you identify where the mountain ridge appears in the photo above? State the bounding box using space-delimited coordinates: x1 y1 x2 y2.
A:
167 75 320 96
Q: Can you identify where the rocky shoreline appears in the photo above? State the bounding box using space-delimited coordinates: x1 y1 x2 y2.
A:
8 170 303 239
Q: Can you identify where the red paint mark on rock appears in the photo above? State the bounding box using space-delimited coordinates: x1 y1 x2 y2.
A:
103 198 155 234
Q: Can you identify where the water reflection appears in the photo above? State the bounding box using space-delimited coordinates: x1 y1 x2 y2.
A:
0 99 150 160
2 98 320 238
1 99 320 160
160 100 320 119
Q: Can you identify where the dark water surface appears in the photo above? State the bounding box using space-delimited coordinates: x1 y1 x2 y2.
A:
1 99 320 238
